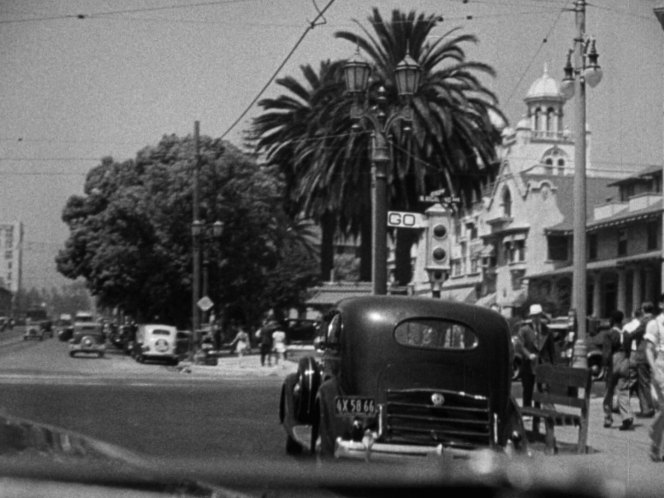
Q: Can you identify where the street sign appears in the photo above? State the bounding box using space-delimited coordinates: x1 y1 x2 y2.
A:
197 296 214 312
387 211 425 228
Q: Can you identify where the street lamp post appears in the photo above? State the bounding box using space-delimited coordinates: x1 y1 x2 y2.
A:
342 47 421 295
191 121 225 361
559 0 603 368
191 219 224 358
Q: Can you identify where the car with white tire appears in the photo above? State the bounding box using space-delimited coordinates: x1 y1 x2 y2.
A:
133 324 179 365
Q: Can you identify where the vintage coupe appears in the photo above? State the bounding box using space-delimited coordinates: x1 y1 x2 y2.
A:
279 296 527 460
69 323 106 358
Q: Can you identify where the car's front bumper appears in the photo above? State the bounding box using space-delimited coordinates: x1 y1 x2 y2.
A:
334 430 484 461
335 437 446 460
70 344 105 353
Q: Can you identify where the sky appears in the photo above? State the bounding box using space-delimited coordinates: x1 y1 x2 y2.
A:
0 0 663 291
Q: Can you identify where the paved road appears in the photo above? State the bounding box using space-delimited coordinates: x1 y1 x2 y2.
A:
2 334 664 496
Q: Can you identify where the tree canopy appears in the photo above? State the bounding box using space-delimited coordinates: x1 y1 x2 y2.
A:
56 135 319 328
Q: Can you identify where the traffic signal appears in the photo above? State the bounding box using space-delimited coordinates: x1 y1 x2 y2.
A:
425 203 452 278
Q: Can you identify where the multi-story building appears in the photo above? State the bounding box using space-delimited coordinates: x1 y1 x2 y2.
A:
0 221 23 296
529 166 662 319
413 66 644 319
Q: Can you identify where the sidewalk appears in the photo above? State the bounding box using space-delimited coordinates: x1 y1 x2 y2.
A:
521 393 661 494
174 352 298 378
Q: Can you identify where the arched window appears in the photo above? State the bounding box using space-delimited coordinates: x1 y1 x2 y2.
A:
502 188 512 217
533 109 541 131
545 158 553 174
557 158 565 175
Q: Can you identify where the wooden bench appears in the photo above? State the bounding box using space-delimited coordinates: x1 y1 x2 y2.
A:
520 364 592 455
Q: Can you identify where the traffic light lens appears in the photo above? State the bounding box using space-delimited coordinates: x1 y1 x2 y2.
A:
432 247 447 262
433 224 447 239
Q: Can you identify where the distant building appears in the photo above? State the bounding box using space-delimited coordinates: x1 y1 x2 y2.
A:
0 221 23 296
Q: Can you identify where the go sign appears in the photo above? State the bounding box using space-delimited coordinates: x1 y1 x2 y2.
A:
387 211 425 229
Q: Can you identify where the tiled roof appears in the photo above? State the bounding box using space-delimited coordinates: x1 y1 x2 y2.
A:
522 172 616 233
607 165 662 187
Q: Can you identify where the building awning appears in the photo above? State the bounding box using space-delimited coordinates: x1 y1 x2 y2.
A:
305 283 372 307
439 286 477 304
497 290 527 308
476 292 497 307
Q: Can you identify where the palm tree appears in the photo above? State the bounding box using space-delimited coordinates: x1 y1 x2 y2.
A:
333 8 506 284
253 9 506 287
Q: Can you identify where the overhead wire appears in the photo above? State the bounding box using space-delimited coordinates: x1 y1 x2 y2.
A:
504 0 570 107
218 0 337 140
0 0 264 24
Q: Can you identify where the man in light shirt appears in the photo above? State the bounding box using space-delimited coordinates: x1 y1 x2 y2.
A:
644 294 664 461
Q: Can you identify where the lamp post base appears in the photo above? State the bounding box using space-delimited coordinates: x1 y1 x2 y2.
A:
571 341 588 369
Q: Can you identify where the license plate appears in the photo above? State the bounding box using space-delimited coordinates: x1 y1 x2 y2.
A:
334 396 376 416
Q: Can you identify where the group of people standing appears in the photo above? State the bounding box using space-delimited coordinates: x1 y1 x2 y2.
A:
514 297 664 462
228 315 287 367
602 296 664 461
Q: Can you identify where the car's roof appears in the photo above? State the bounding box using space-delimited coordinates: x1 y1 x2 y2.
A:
337 295 507 327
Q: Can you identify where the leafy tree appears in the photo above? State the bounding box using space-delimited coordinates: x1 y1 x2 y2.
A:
56 135 319 328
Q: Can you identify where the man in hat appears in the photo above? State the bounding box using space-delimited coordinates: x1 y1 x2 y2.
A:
516 303 556 408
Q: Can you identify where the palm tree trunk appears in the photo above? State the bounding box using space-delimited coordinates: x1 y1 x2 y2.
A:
320 211 336 281
394 228 417 286
359 206 372 281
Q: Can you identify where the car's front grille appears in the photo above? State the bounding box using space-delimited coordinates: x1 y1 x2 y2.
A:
383 389 492 450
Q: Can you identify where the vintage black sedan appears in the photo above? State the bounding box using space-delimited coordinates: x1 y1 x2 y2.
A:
279 295 527 460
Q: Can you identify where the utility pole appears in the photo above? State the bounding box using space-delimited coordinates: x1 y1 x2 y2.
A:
191 121 201 361
571 0 588 368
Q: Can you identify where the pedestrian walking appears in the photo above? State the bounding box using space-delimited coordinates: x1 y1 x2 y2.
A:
256 318 276 367
516 303 556 409
602 310 634 430
645 294 664 461
230 327 250 358
272 325 287 366
630 302 656 418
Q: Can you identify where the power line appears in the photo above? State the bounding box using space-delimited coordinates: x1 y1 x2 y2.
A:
0 171 87 176
0 0 264 24
0 157 100 161
504 0 570 107
219 0 338 140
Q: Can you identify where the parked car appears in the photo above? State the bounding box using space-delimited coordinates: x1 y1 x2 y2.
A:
69 323 106 358
55 314 74 342
133 324 179 365
23 319 45 341
24 308 53 339
279 295 527 460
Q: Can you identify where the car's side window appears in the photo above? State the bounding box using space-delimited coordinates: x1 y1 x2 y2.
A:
395 319 478 350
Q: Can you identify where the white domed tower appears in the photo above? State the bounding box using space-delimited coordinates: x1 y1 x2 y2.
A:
524 63 565 140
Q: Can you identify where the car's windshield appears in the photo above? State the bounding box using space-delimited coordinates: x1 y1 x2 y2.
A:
0 1 658 497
